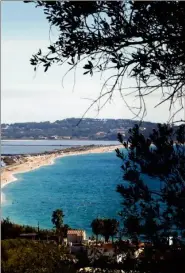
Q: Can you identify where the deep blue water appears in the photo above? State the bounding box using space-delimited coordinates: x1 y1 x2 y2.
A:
2 152 123 236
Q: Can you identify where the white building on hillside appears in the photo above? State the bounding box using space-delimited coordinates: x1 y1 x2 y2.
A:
67 230 86 244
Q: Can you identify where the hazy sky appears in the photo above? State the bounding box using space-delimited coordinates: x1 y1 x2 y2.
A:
2 1 183 123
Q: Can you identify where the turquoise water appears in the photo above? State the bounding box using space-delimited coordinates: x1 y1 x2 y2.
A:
2 152 123 236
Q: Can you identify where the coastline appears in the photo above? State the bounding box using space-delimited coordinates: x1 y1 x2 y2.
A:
1 145 121 190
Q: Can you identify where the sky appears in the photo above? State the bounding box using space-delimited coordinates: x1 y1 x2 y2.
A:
1 1 184 124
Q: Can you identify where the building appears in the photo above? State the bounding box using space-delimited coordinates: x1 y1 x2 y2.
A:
87 243 115 263
67 229 86 244
49 135 59 140
140 127 146 131
96 132 106 136
20 233 38 240
87 241 146 263
62 136 72 140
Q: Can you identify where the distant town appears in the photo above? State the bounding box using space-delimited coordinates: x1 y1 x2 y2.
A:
2 118 157 140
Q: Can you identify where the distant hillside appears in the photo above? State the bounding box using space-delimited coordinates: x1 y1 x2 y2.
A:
2 118 157 140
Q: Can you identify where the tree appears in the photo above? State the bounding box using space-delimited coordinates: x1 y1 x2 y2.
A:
62 224 70 238
115 123 185 272
52 209 64 230
1 218 38 240
25 1 185 121
91 219 104 245
91 218 119 243
101 219 119 243
51 209 65 244
2 239 77 273
109 219 119 243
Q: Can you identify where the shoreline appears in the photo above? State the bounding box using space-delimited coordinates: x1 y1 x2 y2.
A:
1 145 121 190
2 139 120 142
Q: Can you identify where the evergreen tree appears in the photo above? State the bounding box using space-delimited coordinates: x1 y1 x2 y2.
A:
116 123 185 272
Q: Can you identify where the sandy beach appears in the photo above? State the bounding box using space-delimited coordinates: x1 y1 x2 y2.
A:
1 145 122 189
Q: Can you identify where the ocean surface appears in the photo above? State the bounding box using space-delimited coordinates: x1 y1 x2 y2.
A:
2 141 161 236
1 140 119 155
2 151 124 236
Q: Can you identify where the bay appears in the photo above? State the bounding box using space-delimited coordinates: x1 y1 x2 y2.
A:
2 152 123 236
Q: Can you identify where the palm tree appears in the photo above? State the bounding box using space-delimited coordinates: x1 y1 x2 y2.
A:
51 209 64 229
91 219 104 245
51 209 65 244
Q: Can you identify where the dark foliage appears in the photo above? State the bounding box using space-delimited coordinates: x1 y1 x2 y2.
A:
1 118 157 140
2 239 77 273
51 209 67 244
91 218 119 243
52 209 64 230
116 123 185 242
1 218 56 240
115 123 185 272
25 1 185 119
1 218 37 240
91 219 104 244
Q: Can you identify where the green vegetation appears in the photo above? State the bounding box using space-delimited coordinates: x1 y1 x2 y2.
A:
2 123 185 273
26 1 185 120
3 1 185 272
116 124 185 245
91 219 119 243
51 209 69 244
2 118 156 140
52 209 65 229
2 157 18 165
115 123 185 272
2 239 76 273
1 217 54 240
1 216 77 273
91 219 104 244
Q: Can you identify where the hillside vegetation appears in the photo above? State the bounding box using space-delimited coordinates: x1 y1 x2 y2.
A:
2 118 156 140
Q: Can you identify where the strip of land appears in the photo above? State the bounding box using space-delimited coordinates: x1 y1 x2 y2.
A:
1 145 122 188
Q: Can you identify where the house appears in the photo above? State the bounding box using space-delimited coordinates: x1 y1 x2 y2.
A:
67 230 86 244
140 127 146 131
87 243 115 263
49 135 58 140
62 136 71 140
96 132 106 136
99 243 115 257
87 241 147 264
20 233 38 240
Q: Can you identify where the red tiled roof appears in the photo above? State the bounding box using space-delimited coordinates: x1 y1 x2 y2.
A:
67 230 85 236
103 243 114 250
95 243 114 250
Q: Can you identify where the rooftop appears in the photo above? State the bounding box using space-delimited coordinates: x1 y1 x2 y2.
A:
67 230 85 236
95 243 114 250
20 233 37 236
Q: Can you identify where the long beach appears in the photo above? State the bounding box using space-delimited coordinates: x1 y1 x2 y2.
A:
1 145 122 189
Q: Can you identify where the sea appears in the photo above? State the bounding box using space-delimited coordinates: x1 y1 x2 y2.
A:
1 139 119 155
2 140 124 236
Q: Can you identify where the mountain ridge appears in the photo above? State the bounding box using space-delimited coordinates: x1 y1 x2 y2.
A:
2 118 157 140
